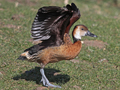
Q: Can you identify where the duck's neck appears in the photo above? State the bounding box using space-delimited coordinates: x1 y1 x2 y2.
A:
73 37 81 43
71 37 82 58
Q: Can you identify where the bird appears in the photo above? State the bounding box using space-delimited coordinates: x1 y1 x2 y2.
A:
17 3 97 88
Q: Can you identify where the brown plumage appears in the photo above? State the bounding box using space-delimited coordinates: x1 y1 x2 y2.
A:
21 33 81 66
18 3 97 88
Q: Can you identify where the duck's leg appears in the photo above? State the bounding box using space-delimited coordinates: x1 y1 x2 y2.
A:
40 68 61 88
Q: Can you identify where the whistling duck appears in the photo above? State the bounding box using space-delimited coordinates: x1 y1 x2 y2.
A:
18 3 97 88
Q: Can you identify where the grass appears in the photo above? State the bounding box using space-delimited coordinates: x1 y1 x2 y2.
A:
0 0 120 90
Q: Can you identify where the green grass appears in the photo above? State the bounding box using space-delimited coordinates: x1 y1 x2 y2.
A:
0 0 120 90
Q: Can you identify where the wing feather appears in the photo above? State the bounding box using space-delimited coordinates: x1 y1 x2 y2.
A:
31 3 80 45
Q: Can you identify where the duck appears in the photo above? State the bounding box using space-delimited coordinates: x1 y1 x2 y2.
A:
17 3 97 88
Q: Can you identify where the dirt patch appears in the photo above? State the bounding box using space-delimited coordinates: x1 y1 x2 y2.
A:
11 14 24 20
3 24 21 29
0 8 4 11
53 72 61 76
0 20 21 29
83 40 108 49
73 85 81 90
35 86 48 90
70 59 80 63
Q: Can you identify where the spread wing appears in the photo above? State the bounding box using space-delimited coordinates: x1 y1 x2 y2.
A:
31 3 80 46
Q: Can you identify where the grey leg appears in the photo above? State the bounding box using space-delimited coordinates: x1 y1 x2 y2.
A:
40 68 61 88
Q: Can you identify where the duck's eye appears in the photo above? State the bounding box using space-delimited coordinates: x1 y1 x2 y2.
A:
81 28 84 30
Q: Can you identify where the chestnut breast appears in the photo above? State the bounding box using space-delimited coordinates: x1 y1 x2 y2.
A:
36 40 82 65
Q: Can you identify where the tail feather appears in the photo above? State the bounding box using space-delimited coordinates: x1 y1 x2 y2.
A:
17 56 27 60
17 51 29 60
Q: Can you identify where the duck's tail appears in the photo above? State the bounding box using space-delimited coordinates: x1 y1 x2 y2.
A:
17 51 28 60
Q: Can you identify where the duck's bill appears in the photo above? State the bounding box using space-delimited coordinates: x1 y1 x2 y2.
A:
85 30 97 37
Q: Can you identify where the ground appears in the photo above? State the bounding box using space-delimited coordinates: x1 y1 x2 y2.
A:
0 0 120 90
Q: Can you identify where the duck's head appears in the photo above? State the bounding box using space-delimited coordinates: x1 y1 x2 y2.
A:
72 25 97 42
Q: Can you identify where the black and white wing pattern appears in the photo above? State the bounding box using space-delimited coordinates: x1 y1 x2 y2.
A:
31 3 80 46
31 6 69 41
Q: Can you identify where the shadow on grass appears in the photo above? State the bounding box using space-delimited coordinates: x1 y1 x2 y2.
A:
13 67 70 85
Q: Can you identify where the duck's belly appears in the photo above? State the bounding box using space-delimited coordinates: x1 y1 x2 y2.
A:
36 44 81 65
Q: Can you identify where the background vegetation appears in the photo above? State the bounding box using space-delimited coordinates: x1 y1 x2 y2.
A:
0 0 120 90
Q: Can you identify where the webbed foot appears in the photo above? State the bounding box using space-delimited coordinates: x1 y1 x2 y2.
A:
40 68 61 88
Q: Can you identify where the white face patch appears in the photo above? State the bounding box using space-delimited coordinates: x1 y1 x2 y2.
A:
74 26 81 39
